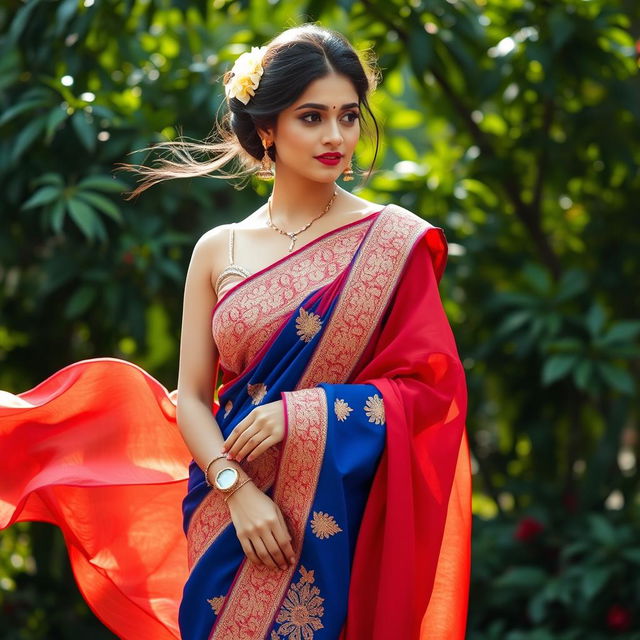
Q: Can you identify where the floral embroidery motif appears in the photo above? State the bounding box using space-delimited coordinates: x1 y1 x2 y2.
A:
310 511 343 539
333 398 353 422
273 565 325 639
364 394 385 425
295 307 323 343
247 382 267 405
224 400 233 417
208 595 225 614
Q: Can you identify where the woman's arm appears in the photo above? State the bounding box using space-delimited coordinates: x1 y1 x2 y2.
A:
176 227 295 571
176 226 241 484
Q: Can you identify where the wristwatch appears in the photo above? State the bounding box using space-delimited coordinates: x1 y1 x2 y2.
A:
213 466 240 493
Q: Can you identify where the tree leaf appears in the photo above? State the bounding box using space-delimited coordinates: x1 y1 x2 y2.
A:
32 172 65 187
50 199 66 234
67 198 99 239
71 111 96 153
585 304 606 338
76 175 129 193
11 116 46 163
0 98 51 127
408 25 434 76
64 285 96 319
495 566 547 590
21 185 62 210
581 565 612 601
600 321 640 346
588 513 617 547
573 359 594 391
542 354 578 385
75 190 123 223
597 362 635 394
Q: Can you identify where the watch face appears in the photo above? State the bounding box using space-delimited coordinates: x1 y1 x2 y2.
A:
215 467 238 490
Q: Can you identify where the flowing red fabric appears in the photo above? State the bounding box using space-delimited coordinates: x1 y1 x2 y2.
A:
344 227 472 640
0 359 191 639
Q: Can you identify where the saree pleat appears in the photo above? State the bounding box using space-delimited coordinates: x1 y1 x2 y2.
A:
0 204 471 640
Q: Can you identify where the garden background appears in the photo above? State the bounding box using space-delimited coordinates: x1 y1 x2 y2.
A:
1 0 639 638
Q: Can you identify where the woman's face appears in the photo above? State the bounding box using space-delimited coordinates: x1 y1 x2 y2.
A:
266 72 361 183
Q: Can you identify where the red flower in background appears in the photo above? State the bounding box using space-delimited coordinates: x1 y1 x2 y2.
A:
607 604 631 632
513 516 544 542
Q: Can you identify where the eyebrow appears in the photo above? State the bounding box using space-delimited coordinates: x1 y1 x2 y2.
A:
294 102 359 111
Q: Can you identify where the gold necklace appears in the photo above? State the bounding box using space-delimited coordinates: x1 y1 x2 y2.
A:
266 190 338 252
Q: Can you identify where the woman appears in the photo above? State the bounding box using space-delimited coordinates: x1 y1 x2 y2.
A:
0 24 471 640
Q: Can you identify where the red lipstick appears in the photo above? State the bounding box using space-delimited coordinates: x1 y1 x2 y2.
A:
315 153 343 166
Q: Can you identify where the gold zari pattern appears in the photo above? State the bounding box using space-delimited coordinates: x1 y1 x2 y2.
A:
310 511 343 539
247 382 267 405
208 595 224 614
272 565 325 639
295 307 323 342
364 393 385 425
333 398 353 422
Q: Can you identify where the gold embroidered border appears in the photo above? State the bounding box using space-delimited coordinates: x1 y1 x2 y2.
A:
212 221 374 374
210 387 327 639
186 447 279 569
297 205 429 389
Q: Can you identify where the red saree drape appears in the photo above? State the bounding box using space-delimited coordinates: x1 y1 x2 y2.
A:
342 225 471 639
0 205 471 639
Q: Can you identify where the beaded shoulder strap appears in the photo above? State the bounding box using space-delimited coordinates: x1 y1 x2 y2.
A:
214 225 252 296
228 223 235 263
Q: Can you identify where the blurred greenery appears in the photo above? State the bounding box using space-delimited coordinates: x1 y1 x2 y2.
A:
1 0 639 637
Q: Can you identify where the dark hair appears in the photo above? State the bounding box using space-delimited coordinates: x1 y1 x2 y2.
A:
118 23 381 199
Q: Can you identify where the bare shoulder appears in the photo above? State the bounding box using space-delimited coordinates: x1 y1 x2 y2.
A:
196 223 232 250
340 193 386 216
187 224 235 293
233 204 268 229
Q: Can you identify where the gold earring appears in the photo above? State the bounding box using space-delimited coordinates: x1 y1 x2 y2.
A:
342 158 354 182
256 140 274 180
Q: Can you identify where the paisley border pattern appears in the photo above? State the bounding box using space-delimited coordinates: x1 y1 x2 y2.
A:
297 205 429 389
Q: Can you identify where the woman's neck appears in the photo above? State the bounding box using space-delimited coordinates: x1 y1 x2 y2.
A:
267 172 343 228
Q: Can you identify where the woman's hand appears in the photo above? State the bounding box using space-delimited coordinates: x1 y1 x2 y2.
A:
226 481 296 570
222 399 285 463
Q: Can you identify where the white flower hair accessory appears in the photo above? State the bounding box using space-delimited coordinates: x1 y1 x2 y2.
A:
223 46 268 105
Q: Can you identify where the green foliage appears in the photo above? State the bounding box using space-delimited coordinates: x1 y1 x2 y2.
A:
0 0 638 638
471 510 640 638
